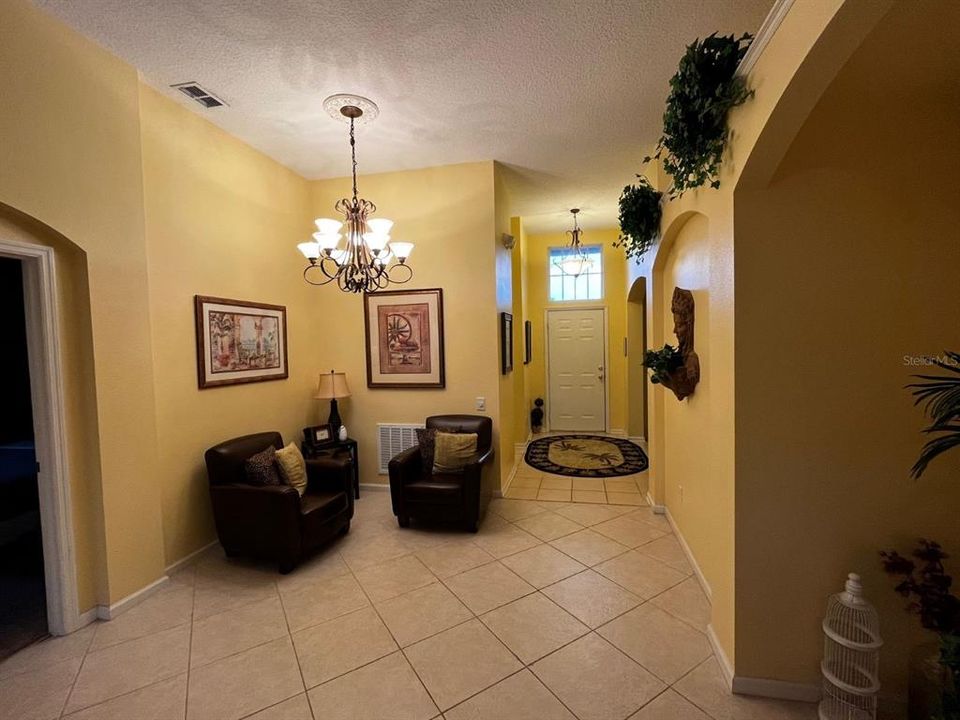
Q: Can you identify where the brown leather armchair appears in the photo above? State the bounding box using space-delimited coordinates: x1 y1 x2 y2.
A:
388 415 495 532
204 432 353 573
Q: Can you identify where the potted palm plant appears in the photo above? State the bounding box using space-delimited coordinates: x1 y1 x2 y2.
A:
882 351 960 719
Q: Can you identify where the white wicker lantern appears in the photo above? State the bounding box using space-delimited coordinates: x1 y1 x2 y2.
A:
819 573 883 720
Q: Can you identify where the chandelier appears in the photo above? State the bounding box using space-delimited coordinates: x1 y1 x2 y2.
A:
298 94 413 293
553 208 593 277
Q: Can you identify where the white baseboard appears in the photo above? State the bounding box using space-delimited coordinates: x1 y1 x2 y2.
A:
77 606 99 628
96 575 170 621
707 624 734 689
663 505 712 600
732 675 820 703
359 482 390 492
645 492 665 514
165 540 218 575
499 438 531 498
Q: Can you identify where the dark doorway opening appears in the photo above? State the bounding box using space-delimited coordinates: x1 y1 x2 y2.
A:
0 256 46 661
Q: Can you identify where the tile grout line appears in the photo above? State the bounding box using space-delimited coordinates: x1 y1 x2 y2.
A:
496 503 723 718
341 546 443 719
351 522 585 717
22 494 712 720
55 614 99 719
182 567 197 720
370 502 694 717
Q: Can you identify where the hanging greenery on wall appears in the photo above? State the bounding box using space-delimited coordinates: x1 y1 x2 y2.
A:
615 174 662 260
645 32 754 198
642 345 682 386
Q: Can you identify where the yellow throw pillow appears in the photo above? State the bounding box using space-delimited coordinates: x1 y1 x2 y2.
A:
432 432 478 474
275 442 308 496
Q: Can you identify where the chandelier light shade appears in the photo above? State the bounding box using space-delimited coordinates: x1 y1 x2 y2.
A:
554 208 593 278
299 94 414 293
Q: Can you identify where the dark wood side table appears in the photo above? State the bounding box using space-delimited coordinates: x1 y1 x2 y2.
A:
301 437 360 499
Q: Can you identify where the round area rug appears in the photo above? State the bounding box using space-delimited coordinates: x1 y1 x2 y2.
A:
524 435 648 478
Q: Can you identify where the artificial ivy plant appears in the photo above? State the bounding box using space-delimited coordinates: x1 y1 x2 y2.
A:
645 32 754 198
642 345 682 386
615 174 662 261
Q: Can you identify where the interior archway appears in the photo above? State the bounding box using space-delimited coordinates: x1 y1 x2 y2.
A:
626 277 647 442
0 202 104 635
732 0 960 697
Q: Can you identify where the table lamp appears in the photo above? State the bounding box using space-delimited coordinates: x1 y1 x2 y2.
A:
315 370 351 432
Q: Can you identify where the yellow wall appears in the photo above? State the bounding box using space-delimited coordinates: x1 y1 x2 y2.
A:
0 208 107 612
493 166 518 483
0 0 167 607
525 229 628 434
511 216 530 446
622 0 887 669
657 211 735 657
308 162 503 490
734 0 960 695
139 85 319 564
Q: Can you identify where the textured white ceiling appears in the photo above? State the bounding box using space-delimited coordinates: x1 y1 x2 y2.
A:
36 0 772 232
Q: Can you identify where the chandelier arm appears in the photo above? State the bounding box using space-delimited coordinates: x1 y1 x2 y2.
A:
303 95 412 294
388 262 413 284
303 263 338 286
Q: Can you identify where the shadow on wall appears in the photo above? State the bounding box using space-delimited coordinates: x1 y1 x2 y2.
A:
732 0 960 698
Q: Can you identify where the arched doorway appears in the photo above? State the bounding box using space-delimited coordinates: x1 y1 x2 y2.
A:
0 206 90 643
626 278 647 441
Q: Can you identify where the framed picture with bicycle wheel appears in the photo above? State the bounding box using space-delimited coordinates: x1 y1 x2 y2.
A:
363 288 445 388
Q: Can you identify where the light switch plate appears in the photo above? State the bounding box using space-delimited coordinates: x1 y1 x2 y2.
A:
475 397 486 411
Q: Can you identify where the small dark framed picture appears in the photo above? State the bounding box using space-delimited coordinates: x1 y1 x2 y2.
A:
304 424 335 447
500 312 513 375
523 320 532 365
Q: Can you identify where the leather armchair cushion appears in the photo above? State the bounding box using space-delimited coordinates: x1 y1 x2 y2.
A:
300 492 347 544
405 475 464 503
301 491 348 520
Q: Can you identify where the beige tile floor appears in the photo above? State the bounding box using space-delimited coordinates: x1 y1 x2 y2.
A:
0 492 817 720
507 434 650 505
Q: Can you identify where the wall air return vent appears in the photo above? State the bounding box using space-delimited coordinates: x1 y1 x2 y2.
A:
170 82 226 108
377 423 424 474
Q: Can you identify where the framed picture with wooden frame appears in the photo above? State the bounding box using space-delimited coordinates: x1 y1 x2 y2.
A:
303 424 335 449
523 319 532 365
363 288 445 389
194 296 288 389
500 312 513 375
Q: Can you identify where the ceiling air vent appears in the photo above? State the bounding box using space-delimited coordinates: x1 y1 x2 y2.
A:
170 82 226 108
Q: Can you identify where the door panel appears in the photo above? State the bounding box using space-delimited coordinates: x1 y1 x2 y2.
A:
547 308 605 431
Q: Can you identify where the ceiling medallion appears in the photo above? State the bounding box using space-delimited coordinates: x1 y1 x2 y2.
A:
298 94 412 293
554 208 593 278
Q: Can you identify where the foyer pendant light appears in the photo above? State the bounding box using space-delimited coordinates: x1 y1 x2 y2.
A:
298 94 414 293
554 208 593 278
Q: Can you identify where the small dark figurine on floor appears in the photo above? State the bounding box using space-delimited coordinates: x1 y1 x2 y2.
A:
531 398 544 434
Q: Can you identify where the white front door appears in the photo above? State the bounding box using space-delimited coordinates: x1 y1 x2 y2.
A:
547 308 606 431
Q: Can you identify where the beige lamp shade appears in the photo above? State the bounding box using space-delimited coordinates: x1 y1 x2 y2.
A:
315 371 351 399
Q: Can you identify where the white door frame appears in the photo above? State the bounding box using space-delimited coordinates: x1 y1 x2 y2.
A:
0 239 80 635
544 305 610 432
